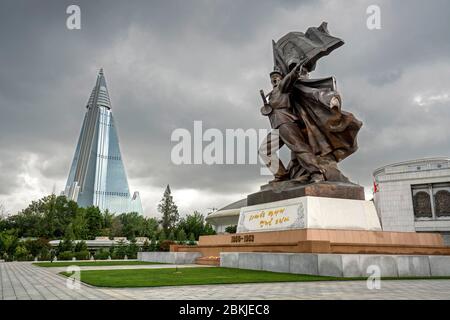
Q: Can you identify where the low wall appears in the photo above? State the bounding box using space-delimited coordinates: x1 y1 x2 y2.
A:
198 229 444 247
138 252 202 264
220 252 450 277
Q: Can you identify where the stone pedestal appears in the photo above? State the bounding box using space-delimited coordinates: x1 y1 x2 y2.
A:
247 181 365 206
173 182 450 262
237 196 381 233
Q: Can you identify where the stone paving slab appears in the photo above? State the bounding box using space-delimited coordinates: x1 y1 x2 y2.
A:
1 261 450 300
110 280 450 300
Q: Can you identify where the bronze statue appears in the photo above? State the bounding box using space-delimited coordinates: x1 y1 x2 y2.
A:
259 22 362 184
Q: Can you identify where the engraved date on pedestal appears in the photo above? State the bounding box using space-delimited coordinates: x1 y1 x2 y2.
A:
231 235 255 243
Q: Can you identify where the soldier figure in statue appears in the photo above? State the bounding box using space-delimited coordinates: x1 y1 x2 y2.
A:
259 22 362 185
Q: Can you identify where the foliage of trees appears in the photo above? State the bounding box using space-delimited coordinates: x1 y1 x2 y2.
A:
0 186 216 260
158 185 179 233
177 211 215 240
225 225 237 234
0 194 162 241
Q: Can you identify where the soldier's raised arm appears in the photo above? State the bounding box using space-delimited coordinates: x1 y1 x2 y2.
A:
279 64 301 93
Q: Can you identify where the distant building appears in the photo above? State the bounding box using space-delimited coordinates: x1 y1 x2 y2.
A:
49 237 149 249
63 69 143 214
206 199 245 233
373 157 450 244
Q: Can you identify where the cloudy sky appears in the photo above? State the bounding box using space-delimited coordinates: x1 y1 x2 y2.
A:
1 0 449 218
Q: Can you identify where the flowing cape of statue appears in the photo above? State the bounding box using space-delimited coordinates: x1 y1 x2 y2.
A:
293 77 362 162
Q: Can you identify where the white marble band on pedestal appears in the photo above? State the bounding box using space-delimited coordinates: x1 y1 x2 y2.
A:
237 196 382 233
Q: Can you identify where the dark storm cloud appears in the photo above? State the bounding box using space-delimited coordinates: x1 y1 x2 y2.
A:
0 0 450 214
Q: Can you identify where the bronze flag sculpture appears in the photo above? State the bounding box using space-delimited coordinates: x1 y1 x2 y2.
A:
259 22 362 184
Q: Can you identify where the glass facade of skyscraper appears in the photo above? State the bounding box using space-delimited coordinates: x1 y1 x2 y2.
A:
63 69 143 214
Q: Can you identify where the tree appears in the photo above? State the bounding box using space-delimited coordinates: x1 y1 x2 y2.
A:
57 239 73 254
72 209 88 240
150 236 157 252
10 195 78 238
85 206 102 239
64 223 76 240
42 195 78 238
143 217 159 238
109 216 123 238
14 244 29 261
74 240 88 252
158 230 166 242
114 239 128 259
119 212 145 239
9 207 44 238
0 231 19 260
102 210 114 229
177 229 187 243
127 239 139 259
178 211 216 240
24 238 50 258
157 185 179 234
100 209 114 236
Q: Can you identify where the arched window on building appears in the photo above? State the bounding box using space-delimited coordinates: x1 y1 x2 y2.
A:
433 184 450 217
412 185 432 218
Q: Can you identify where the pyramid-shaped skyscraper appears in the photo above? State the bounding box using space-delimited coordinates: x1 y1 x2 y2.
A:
63 69 143 214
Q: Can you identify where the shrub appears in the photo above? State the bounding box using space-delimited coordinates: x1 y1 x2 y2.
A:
74 240 88 252
177 229 187 244
94 249 110 260
113 240 128 259
158 240 176 252
57 239 73 254
225 225 237 234
74 251 89 260
158 230 166 242
14 245 30 261
150 237 158 252
24 238 51 257
38 249 51 261
58 251 74 261
127 240 138 259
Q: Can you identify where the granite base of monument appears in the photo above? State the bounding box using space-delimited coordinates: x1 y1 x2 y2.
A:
247 181 365 206
171 182 450 273
219 252 450 277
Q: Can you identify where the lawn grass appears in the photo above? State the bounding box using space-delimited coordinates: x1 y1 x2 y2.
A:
59 267 450 288
60 267 350 288
34 260 165 268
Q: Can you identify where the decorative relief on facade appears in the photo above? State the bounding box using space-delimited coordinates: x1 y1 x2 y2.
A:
413 191 432 218
435 190 450 217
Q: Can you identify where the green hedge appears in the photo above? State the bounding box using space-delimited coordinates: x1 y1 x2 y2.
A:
94 249 110 260
58 251 74 261
74 251 89 260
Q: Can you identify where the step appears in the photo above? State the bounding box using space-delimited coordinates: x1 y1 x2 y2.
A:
195 256 220 266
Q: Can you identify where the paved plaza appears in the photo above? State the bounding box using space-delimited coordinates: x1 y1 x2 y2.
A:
1 262 450 300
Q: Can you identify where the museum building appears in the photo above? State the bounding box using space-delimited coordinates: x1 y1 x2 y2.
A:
373 157 450 245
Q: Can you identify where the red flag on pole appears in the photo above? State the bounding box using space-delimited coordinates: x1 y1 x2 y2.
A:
373 181 379 193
